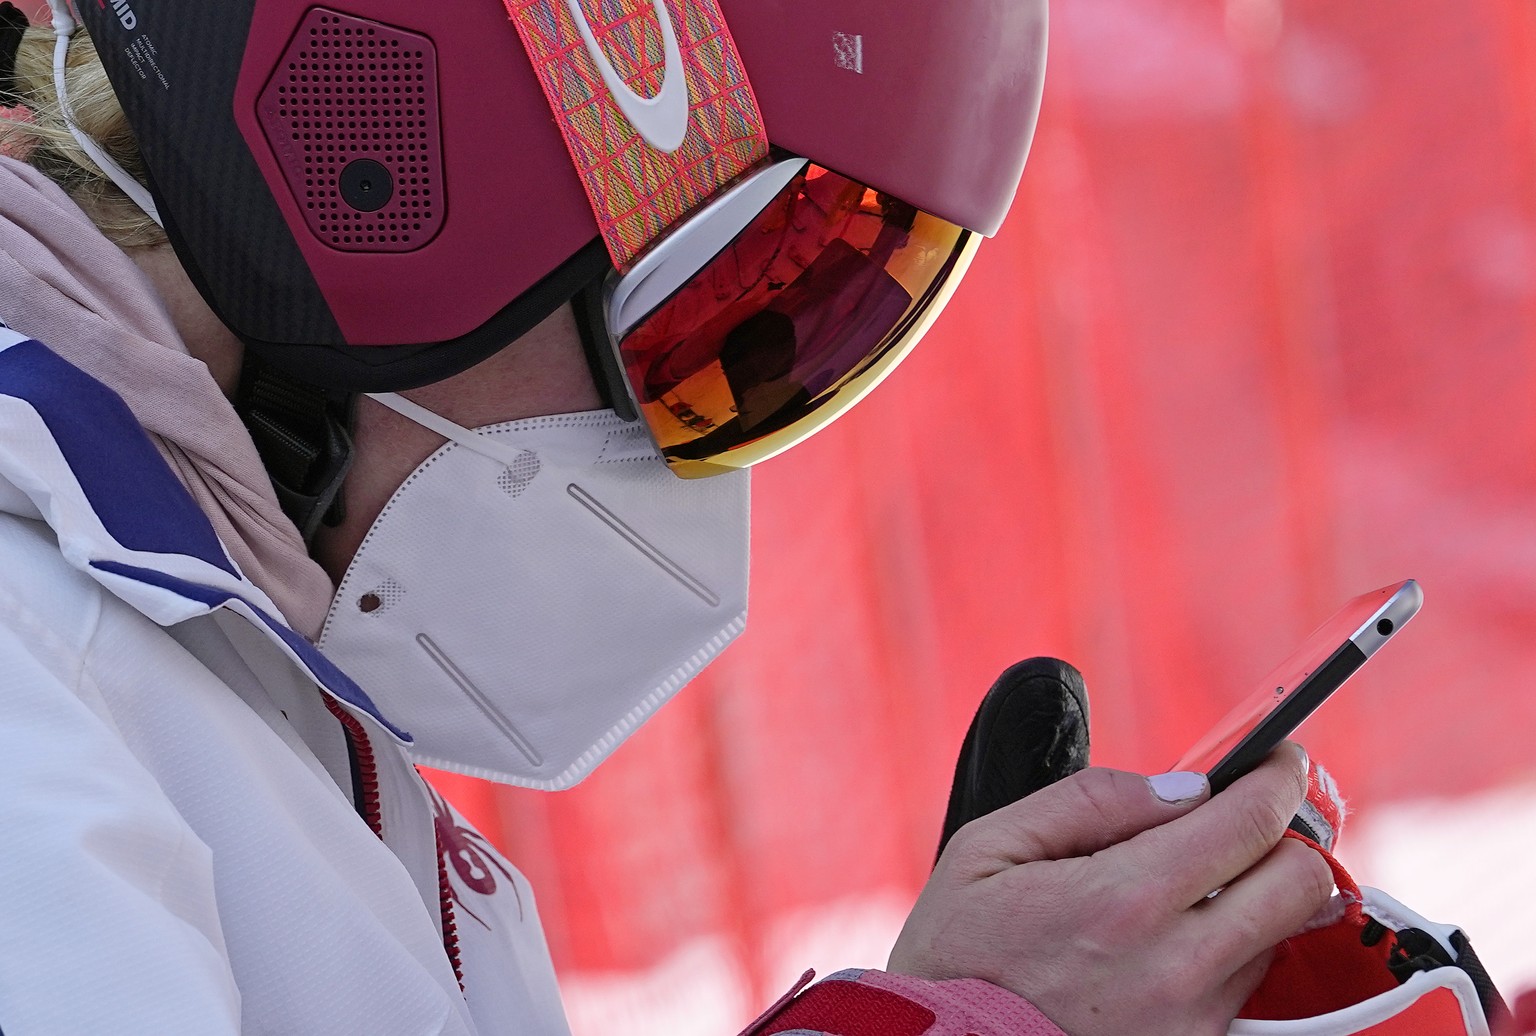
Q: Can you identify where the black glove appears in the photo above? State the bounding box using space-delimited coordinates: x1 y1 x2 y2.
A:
936 656 1091 862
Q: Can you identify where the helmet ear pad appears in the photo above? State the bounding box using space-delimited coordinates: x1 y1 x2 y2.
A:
79 0 603 386
254 10 445 257
231 1 606 365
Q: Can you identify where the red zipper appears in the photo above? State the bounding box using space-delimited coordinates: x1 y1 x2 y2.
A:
435 845 466 988
322 696 466 988
323 696 382 836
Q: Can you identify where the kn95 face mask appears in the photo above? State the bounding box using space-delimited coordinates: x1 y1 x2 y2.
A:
318 395 749 789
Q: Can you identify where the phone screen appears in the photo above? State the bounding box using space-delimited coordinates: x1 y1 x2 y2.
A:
1173 581 1420 790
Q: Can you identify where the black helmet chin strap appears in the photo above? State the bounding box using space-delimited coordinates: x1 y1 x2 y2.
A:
235 354 355 545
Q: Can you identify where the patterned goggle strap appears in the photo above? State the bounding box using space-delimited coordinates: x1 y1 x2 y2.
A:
502 0 770 269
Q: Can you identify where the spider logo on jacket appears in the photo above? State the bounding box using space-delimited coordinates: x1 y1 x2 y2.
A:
428 784 525 928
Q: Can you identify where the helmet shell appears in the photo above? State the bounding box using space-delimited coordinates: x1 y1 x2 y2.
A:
721 0 1046 237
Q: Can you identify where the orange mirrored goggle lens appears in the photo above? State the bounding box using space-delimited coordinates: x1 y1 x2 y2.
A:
611 163 978 478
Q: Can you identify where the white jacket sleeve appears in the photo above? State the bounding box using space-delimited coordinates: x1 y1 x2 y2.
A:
0 598 242 1036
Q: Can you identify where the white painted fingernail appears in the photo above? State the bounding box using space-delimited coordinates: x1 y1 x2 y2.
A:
1148 770 1209 804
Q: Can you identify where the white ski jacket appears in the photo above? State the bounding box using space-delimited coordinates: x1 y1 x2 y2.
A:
0 323 572 1035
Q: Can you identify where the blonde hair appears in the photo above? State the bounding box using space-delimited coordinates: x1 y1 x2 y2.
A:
3 22 165 247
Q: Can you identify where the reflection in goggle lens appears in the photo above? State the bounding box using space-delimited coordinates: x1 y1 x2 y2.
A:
617 164 971 468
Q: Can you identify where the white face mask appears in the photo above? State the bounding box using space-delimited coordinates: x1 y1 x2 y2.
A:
317 395 750 790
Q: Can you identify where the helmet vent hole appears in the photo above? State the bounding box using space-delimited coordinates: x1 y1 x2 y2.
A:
258 7 442 252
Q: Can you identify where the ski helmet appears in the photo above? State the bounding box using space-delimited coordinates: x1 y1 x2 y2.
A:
71 0 1047 476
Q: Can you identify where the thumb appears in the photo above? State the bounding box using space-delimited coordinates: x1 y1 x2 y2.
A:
967 766 1210 867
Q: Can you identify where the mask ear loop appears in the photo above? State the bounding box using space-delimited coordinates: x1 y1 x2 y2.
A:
44 0 161 227
367 392 541 471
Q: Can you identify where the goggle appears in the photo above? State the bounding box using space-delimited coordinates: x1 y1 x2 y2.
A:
603 157 979 479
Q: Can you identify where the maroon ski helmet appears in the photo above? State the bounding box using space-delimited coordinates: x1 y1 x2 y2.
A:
76 0 1046 473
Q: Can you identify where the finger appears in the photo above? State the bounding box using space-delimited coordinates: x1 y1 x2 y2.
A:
1107 742 1310 907
1196 837 1335 972
1219 947 1276 1026
950 765 1211 870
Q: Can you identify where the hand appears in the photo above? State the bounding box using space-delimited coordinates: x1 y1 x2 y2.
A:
888 743 1331 1036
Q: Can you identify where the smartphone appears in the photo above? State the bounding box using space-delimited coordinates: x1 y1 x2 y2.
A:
1173 579 1423 793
